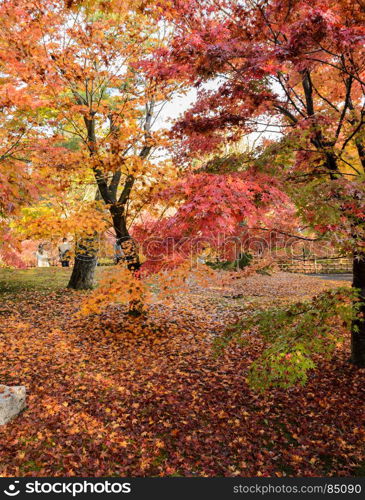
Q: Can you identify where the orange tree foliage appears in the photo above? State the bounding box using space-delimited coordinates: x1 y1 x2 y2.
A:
0 64 61 266
0 0 302 290
0 0 179 284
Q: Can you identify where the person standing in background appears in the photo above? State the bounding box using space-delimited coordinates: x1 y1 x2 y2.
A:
35 243 50 267
58 238 71 267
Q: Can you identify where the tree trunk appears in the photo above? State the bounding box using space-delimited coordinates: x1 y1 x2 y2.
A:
68 257 97 290
355 140 365 170
110 204 143 315
110 204 141 272
351 253 365 366
67 235 98 290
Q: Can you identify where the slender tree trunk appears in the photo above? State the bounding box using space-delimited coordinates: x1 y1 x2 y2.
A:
355 140 365 170
295 72 365 365
110 204 141 272
351 253 365 366
67 235 98 290
351 142 365 365
320 154 365 365
110 203 143 315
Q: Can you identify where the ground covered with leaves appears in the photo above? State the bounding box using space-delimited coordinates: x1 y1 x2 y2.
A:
0 269 364 477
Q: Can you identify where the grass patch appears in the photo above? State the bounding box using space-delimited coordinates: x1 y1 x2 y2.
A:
0 267 105 294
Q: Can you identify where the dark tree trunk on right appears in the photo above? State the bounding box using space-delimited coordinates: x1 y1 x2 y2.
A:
351 254 365 367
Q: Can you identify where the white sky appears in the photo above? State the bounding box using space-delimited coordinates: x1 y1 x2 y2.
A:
154 88 198 130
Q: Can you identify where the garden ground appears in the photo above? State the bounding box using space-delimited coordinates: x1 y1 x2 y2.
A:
0 268 364 477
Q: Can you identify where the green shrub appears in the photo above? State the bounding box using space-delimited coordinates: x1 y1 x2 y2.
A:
214 288 360 391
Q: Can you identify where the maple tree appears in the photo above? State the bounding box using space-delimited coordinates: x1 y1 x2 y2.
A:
0 0 178 291
153 0 365 366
